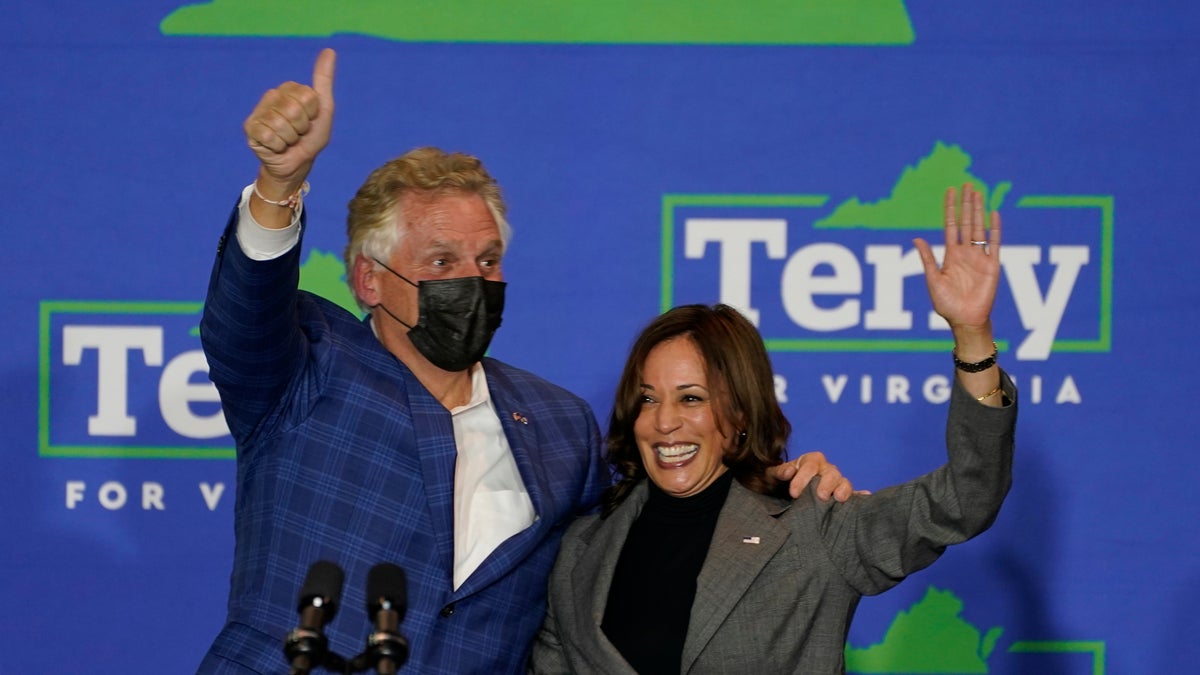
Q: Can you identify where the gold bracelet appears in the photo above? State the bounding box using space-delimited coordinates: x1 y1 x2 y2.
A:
976 385 1003 402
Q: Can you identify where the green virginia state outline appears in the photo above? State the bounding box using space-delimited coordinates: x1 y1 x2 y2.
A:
815 141 1012 230
298 248 361 316
844 586 1108 674
160 0 915 45
845 586 1003 673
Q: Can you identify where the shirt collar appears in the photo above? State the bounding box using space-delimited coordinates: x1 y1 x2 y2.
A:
368 319 490 414
449 361 492 415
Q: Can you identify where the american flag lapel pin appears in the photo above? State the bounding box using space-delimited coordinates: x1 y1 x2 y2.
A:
512 411 529 425
742 536 761 545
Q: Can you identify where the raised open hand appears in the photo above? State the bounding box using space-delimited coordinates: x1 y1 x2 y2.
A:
243 48 336 195
913 184 1002 331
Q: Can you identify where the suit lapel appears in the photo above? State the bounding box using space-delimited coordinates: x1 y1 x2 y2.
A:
402 365 459 578
572 483 646 622
452 363 550 596
682 482 790 671
570 483 648 671
487 372 547 520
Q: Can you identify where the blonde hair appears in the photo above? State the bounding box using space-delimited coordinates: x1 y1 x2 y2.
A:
344 147 512 307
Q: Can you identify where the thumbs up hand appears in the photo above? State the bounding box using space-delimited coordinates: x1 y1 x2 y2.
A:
243 48 337 206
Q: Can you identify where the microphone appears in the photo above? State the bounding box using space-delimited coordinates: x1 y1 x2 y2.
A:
360 563 409 674
284 560 345 675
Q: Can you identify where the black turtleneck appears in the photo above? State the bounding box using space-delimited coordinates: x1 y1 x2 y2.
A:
601 471 735 675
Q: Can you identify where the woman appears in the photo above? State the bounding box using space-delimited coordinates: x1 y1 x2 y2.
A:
529 185 1016 673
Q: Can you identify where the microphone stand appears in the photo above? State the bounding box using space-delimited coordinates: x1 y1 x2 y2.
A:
347 624 408 674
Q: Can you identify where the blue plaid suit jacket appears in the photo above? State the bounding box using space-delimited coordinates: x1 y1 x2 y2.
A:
198 206 608 674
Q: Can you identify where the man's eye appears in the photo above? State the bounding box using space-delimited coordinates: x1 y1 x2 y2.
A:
432 259 447 266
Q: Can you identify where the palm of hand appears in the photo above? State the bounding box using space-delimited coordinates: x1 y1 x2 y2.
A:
914 185 1002 331
927 252 999 329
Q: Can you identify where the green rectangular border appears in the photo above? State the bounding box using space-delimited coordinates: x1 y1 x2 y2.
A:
38 300 235 460
661 193 1113 355
1015 195 1114 353
1009 640 1105 675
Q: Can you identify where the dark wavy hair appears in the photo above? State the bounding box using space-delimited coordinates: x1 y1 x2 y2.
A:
601 304 792 516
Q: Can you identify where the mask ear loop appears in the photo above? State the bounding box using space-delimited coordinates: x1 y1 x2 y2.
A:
371 301 416 331
367 257 421 330
371 257 420 288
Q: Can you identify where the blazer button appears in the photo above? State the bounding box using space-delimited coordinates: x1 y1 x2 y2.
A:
440 603 456 617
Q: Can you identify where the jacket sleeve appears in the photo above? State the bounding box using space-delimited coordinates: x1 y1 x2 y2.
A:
528 592 570 674
577 407 611 516
199 200 310 445
814 371 1017 596
528 519 588 675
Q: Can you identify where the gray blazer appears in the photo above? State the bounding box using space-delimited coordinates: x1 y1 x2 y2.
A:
530 375 1016 674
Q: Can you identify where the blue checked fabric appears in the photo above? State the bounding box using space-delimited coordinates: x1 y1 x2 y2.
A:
197 206 608 674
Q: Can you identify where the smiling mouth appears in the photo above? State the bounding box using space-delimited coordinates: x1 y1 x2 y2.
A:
655 443 699 465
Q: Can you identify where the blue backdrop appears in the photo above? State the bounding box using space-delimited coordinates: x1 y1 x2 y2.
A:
3 1 1197 672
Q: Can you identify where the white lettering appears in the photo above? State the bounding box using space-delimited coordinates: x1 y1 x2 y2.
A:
63 481 234 511
685 219 787 326
1003 245 1090 360
159 350 230 439
886 375 911 403
62 326 164 436
142 482 165 510
864 245 927 330
924 374 952 403
200 482 226 511
821 374 849 403
1057 375 1082 404
66 481 86 509
781 243 861 331
683 217 1095 362
773 374 789 403
98 481 128 510
819 372 1076 405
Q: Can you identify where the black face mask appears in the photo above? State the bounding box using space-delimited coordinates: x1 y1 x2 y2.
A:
371 258 506 372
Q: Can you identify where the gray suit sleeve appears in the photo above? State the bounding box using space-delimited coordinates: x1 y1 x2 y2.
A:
529 519 587 674
813 371 1017 596
529 585 571 675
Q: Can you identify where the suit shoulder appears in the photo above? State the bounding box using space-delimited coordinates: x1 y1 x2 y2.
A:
296 290 364 327
482 358 593 408
729 480 795 517
294 292 382 347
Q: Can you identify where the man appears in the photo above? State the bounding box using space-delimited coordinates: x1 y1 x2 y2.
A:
198 49 851 674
